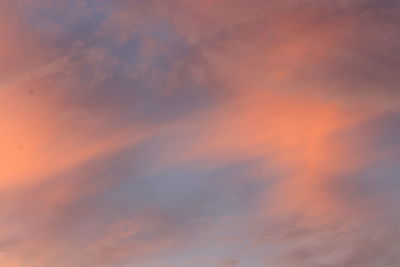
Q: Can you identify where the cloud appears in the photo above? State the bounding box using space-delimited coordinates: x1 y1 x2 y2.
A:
1 0 400 266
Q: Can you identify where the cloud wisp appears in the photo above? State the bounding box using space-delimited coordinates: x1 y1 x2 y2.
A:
1 0 400 266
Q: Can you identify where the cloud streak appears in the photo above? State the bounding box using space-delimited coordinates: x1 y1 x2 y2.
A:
1 0 400 266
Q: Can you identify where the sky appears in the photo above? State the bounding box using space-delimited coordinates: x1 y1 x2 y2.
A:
0 0 400 266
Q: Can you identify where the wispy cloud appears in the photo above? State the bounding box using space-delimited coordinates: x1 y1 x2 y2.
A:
0 0 399 266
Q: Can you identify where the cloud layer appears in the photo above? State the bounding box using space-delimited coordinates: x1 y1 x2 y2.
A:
1 0 400 266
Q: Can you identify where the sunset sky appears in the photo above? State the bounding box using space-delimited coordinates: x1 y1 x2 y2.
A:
1 0 400 266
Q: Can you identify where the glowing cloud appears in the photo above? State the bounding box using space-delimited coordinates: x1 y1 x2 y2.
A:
1 0 400 266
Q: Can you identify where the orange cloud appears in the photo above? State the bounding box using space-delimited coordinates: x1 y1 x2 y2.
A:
0 83 151 191
1 1 400 266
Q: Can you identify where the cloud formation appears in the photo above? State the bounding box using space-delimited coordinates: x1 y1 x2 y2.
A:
1 0 400 266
